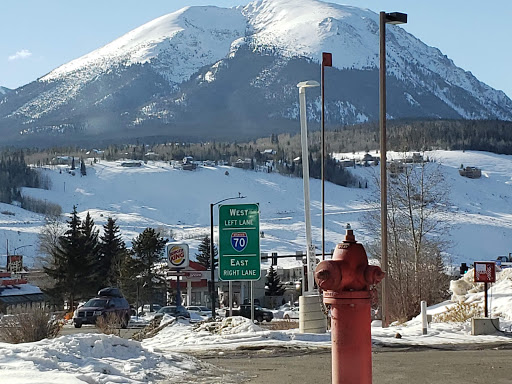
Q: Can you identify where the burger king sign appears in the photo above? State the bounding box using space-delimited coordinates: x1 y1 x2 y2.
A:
166 242 189 269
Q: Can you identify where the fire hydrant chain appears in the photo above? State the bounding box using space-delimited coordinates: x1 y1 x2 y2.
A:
320 295 331 316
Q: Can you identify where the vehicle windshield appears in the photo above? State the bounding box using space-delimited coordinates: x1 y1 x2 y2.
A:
158 307 176 314
84 299 108 308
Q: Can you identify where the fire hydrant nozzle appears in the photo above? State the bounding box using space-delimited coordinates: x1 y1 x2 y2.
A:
314 227 384 384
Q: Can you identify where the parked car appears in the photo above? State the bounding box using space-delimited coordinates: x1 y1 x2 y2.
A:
232 304 273 323
186 306 212 317
137 303 162 316
282 306 299 320
154 305 190 319
73 288 131 328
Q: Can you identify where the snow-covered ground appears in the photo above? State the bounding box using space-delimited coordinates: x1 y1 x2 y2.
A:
2 264 512 383
1 150 511 270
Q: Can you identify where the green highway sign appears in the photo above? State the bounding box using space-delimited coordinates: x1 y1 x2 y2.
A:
218 203 260 281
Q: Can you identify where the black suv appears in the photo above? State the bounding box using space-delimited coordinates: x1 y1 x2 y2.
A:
73 287 131 328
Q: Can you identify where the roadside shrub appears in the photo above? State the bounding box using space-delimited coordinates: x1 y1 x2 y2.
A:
433 301 483 323
265 320 298 330
0 307 62 343
95 313 123 336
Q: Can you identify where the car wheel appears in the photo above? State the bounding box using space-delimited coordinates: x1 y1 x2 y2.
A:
266 318 272 322
284 314 290 320
74 322 82 328
256 316 263 323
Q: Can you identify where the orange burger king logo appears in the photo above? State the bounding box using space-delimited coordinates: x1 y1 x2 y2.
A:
169 246 186 266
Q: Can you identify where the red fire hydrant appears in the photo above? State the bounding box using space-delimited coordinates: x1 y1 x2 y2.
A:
315 226 385 384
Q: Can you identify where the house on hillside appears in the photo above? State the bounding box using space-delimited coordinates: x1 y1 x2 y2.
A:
459 166 482 179
121 161 142 167
233 158 252 169
144 152 159 160
388 160 407 175
405 152 424 163
338 159 356 168
51 156 73 165
182 156 197 171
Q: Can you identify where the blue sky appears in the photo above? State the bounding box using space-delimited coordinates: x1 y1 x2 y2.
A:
2 0 511 99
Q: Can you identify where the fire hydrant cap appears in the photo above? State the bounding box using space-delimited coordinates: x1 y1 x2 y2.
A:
344 229 356 243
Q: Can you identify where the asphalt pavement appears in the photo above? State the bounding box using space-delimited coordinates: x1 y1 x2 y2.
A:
196 344 512 384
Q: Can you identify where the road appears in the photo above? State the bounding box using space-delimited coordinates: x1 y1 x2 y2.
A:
198 345 512 384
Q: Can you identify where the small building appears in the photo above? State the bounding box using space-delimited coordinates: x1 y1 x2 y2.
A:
121 161 142 167
51 156 73 165
168 261 208 306
144 152 159 160
338 159 356 168
405 152 424 163
233 158 252 169
459 166 482 179
0 272 46 314
182 156 197 171
388 160 407 175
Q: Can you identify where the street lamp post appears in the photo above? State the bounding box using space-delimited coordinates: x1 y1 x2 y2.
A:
321 52 332 261
210 194 246 319
13 244 33 254
297 80 320 294
380 11 407 328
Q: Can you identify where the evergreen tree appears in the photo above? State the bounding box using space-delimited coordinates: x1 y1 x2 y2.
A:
80 158 86 176
80 212 101 296
195 236 218 269
265 265 286 296
43 206 90 309
130 228 167 306
99 217 127 287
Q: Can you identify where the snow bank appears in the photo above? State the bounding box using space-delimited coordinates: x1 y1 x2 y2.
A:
0 333 200 383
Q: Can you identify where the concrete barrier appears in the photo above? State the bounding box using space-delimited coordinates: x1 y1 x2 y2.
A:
299 294 327 333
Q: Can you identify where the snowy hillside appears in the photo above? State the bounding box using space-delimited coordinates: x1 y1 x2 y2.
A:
1 150 511 270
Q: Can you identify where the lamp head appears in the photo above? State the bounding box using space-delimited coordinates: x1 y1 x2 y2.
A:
385 12 407 25
297 80 320 89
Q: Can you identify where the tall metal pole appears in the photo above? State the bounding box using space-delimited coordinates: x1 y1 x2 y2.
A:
379 11 389 328
210 203 216 319
299 85 316 293
321 53 332 262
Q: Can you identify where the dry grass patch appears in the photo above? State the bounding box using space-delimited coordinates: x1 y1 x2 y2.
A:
0 307 62 343
433 301 483 323
264 320 299 330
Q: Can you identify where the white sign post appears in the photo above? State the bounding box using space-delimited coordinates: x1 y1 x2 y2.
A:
166 242 189 306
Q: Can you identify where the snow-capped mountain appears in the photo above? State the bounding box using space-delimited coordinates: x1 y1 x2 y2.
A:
0 0 511 146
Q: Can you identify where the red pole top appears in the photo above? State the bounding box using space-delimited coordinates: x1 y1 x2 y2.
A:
322 52 332 67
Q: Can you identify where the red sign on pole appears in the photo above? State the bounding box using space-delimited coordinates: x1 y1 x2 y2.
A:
474 262 496 283
322 52 332 67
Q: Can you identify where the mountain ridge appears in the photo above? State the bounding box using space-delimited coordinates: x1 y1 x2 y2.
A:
0 0 510 147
